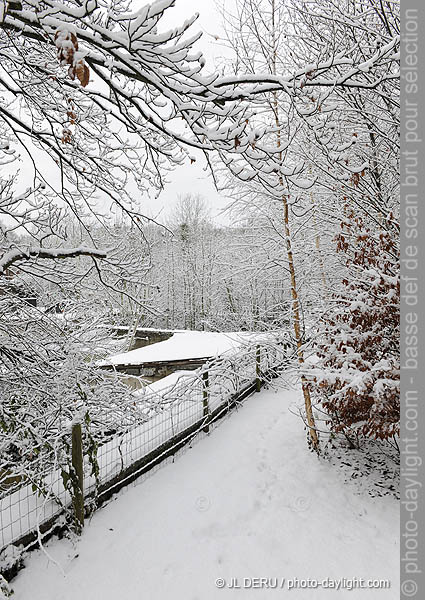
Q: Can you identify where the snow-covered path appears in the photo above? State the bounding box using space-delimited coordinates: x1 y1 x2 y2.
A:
11 383 399 600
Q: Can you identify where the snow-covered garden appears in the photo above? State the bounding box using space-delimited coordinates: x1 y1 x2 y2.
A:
9 381 399 600
0 0 400 597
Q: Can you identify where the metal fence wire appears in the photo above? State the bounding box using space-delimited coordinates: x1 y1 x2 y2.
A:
0 340 288 570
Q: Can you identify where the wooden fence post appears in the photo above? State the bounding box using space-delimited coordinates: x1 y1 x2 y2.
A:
202 370 210 433
71 422 84 532
256 345 261 392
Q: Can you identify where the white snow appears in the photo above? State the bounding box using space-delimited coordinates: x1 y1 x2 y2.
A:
141 369 196 394
10 382 399 600
101 331 272 366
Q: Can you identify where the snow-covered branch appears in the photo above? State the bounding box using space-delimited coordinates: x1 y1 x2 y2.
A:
0 245 107 273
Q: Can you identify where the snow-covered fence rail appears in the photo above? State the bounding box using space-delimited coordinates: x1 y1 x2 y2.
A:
0 339 289 571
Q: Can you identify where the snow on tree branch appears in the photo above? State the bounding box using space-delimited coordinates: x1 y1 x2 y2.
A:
0 245 107 273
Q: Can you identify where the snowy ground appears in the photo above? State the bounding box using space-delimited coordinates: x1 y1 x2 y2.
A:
10 381 399 600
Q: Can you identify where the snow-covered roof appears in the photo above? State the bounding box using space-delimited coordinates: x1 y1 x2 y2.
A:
100 331 266 367
136 370 196 396
109 326 185 334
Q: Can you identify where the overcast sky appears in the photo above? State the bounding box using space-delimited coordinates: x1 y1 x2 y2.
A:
2 1 238 229
141 0 237 226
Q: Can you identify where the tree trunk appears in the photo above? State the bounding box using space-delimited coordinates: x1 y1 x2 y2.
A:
281 191 319 451
271 0 319 451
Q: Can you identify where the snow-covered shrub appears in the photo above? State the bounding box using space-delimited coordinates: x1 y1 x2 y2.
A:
311 211 399 442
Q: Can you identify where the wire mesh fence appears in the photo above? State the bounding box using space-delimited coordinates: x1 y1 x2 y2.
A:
0 338 289 572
